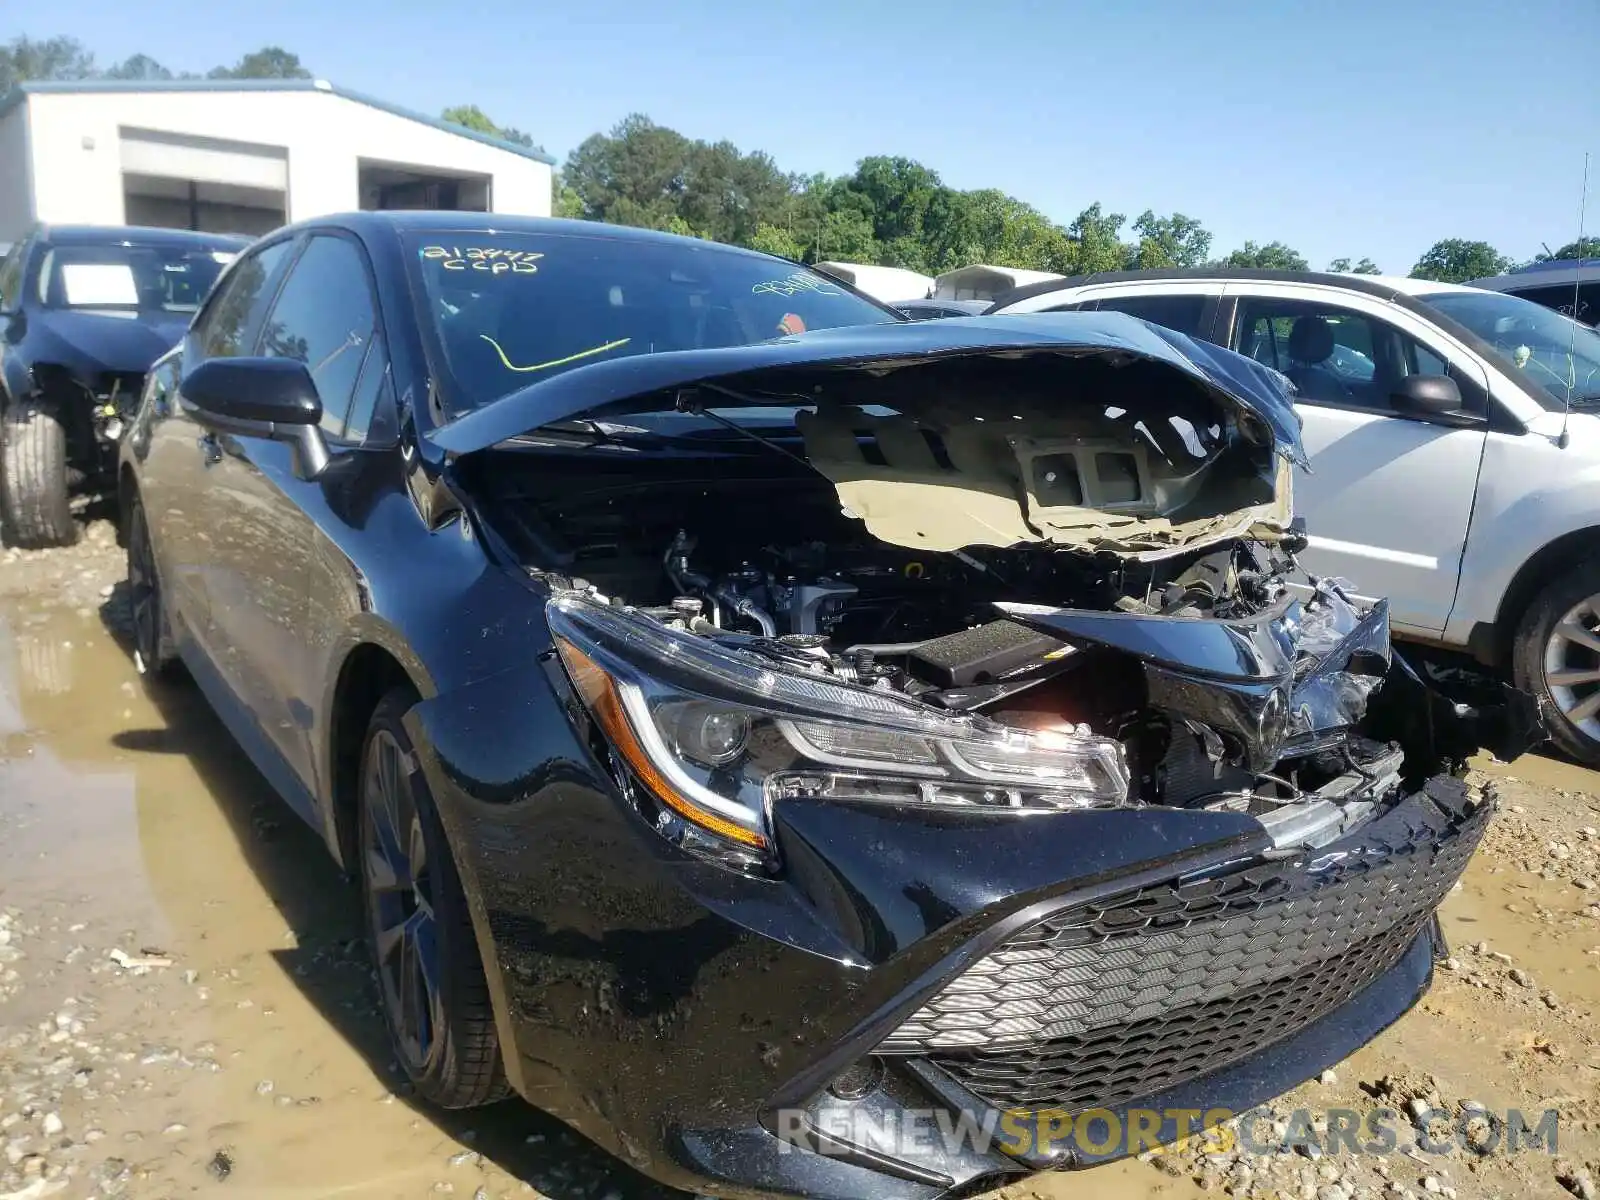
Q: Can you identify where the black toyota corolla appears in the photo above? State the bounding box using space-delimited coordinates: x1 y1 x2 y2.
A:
118 212 1535 1199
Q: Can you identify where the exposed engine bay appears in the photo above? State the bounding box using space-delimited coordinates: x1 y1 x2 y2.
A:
460 338 1542 858
585 522 1445 838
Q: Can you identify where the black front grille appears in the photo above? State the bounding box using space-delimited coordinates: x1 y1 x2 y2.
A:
931 921 1420 1112
890 778 1488 1113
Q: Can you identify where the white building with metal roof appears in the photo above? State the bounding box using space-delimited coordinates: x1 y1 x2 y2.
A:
0 79 554 244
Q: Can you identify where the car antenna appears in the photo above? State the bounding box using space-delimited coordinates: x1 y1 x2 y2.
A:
1558 152 1589 451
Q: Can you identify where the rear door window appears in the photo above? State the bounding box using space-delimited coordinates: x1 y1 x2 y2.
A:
1091 293 1209 336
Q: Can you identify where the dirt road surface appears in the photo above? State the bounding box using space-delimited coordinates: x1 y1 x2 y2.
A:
2 523 1597 1200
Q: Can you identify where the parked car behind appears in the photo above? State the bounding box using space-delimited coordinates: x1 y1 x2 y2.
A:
1469 257 1599 326
988 268 1600 765
120 215 1527 1200
892 297 990 320
0 224 246 547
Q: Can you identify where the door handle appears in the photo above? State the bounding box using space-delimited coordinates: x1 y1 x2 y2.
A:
197 433 222 467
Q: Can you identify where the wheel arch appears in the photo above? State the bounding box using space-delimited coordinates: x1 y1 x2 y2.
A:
19 361 80 408
325 641 424 873
1484 526 1600 664
0 352 35 416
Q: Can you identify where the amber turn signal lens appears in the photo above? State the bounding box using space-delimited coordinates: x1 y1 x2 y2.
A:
556 637 769 851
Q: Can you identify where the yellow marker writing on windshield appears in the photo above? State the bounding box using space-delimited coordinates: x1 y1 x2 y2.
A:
479 334 631 374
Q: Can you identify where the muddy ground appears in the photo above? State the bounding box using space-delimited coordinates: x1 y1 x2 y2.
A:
1 523 1597 1200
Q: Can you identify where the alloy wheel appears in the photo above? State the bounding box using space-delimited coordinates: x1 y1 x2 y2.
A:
363 728 442 1073
1542 593 1600 742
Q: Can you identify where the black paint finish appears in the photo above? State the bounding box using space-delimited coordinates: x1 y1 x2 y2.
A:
121 211 1479 1199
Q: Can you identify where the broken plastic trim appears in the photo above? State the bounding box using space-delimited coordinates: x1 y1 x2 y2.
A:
1000 587 1394 772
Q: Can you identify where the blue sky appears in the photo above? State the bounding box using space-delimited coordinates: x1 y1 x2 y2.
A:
26 0 1599 273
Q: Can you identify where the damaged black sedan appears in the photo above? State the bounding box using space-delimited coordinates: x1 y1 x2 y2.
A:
1 224 246 546
118 213 1536 1200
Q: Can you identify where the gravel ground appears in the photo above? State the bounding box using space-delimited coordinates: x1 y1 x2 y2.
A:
1 525 1597 1200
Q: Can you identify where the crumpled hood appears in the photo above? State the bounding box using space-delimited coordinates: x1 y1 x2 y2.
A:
430 310 1308 467
28 309 190 376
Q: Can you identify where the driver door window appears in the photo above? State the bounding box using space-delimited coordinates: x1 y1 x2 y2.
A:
255 234 378 442
1232 298 1479 415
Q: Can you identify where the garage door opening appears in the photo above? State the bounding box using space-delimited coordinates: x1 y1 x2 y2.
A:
118 127 288 236
359 160 490 211
123 173 286 237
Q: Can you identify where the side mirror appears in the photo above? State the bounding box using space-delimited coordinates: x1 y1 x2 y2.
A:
1391 373 1462 417
180 357 329 479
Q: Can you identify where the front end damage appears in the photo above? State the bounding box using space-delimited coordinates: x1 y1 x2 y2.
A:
442 314 1541 1197
30 364 145 484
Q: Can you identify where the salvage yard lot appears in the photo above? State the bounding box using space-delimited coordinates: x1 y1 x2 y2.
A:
2 526 1598 1200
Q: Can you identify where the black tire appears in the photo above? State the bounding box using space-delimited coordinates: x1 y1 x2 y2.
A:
125 495 182 679
1 401 77 548
358 688 509 1108
1511 560 1600 766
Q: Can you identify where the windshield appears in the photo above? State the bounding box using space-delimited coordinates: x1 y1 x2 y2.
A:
1420 290 1600 409
37 241 236 314
406 231 900 413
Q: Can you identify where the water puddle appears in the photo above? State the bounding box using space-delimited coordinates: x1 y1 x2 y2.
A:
0 602 681 1199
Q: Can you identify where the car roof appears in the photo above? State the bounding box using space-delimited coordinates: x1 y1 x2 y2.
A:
1355 275 1482 296
1507 257 1600 277
1470 259 1599 292
38 224 249 249
990 266 1486 310
987 267 1545 404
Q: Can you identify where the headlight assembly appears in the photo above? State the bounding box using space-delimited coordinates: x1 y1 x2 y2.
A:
549 596 1131 855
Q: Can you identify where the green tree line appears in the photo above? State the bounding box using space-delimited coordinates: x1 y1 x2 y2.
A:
6 35 1589 285
0 33 313 86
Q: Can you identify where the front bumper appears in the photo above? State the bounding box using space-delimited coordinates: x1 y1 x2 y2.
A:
410 666 1489 1200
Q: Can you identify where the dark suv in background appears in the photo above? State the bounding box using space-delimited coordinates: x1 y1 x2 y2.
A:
0 224 245 547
